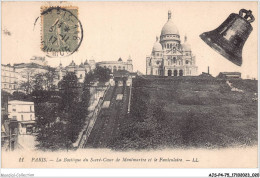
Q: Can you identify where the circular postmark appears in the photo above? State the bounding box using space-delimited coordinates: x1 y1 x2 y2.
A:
41 6 83 58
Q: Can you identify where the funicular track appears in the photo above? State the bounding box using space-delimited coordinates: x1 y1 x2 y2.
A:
84 81 130 148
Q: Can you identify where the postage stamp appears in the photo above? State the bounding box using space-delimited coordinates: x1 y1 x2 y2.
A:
41 6 83 57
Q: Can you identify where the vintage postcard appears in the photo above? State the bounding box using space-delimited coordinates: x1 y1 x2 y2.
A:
1 1 258 175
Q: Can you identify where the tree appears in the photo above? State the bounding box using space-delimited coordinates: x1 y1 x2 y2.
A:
94 66 111 83
58 72 86 143
19 68 36 94
43 66 56 91
11 91 32 101
58 72 80 112
35 71 93 150
36 121 73 151
35 72 84 150
19 66 56 94
35 72 79 151
32 73 45 91
81 71 93 118
84 70 95 84
32 67 57 92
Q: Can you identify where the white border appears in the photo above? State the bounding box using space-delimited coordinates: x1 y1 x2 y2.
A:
0 0 259 177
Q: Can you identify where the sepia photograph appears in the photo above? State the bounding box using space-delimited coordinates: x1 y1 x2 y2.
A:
1 1 258 176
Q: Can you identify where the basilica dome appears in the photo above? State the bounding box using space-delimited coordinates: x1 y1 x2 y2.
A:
182 43 191 51
182 36 191 51
152 37 162 51
161 11 179 36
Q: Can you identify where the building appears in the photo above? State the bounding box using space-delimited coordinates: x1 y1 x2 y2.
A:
8 100 36 135
55 59 94 84
1 91 19 151
14 62 51 93
1 64 18 93
146 10 198 76
112 70 132 86
3 56 51 93
14 62 50 80
1 56 134 93
56 57 133 84
96 56 133 73
217 72 241 79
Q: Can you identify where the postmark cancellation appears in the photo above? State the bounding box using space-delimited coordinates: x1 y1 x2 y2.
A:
40 6 83 58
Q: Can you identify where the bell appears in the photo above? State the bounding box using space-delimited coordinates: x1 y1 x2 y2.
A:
200 9 255 66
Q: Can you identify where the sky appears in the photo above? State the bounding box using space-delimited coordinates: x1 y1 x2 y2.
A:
2 1 258 79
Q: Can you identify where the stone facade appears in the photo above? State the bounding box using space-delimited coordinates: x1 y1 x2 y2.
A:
1 56 133 93
96 56 133 73
55 59 94 84
1 64 18 93
146 11 198 76
8 100 36 135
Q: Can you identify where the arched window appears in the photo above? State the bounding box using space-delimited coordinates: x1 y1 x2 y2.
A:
170 44 172 48
167 44 169 48
168 70 172 76
186 60 189 64
123 66 125 70
174 70 178 76
113 66 117 72
118 66 122 70
173 57 176 63
179 70 183 76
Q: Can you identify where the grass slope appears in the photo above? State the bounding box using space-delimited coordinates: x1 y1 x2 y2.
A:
111 76 258 150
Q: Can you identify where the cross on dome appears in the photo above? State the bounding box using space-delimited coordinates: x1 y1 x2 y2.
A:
168 10 172 20
161 10 179 36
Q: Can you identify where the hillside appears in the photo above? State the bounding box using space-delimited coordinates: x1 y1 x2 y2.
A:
110 76 258 150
